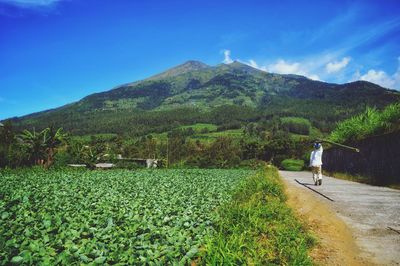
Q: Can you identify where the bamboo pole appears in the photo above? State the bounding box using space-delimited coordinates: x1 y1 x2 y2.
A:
315 139 360 153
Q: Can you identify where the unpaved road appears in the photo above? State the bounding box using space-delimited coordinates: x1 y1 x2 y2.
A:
280 171 400 266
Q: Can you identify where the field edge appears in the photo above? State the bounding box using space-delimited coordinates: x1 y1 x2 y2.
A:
197 165 315 265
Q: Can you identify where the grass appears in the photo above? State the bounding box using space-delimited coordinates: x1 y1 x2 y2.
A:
149 125 242 143
330 103 400 143
199 166 315 265
281 117 311 135
195 129 243 142
325 171 400 190
70 133 118 142
281 159 305 171
325 171 372 184
289 127 324 142
178 123 218 132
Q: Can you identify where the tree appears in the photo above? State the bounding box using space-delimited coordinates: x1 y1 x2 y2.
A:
42 127 68 168
0 120 14 149
18 127 67 168
18 129 47 165
207 137 241 168
0 120 15 165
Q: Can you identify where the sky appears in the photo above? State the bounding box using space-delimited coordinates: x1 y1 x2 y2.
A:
0 0 400 119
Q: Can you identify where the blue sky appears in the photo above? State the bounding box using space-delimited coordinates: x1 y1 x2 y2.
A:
0 0 400 119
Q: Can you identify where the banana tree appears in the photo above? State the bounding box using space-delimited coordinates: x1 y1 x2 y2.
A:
18 128 47 165
18 127 67 168
42 127 68 168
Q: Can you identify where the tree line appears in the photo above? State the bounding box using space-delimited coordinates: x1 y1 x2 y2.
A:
1 118 314 170
0 121 67 168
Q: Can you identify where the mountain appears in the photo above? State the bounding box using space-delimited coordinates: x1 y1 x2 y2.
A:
7 60 400 135
145 60 210 81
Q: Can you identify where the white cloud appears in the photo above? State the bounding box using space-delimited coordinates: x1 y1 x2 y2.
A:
267 59 320 80
354 57 400 90
220 49 346 81
0 0 62 7
325 57 351 73
360 70 394 88
240 58 321 80
222 49 233 64
246 59 267 71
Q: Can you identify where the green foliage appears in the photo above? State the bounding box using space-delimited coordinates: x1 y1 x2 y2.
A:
70 134 118 143
0 120 15 167
0 168 252 265
18 128 48 164
17 127 67 168
0 122 67 169
197 129 243 141
178 123 218 133
200 166 314 265
113 160 142 170
186 137 241 168
330 103 400 143
80 146 99 169
281 117 311 135
280 159 305 171
9 61 399 137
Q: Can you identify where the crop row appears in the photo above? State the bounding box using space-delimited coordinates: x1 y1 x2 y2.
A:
0 168 252 265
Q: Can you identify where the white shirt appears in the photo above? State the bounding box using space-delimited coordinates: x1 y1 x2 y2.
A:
310 146 323 167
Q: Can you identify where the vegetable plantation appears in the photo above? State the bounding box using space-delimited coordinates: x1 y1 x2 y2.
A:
0 168 253 265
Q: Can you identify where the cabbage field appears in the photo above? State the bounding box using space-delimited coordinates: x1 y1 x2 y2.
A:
0 168 252 265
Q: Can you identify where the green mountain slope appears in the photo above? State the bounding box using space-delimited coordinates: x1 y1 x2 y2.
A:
7 60 400 135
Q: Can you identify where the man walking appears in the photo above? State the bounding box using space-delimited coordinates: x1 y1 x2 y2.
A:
310 142 323 185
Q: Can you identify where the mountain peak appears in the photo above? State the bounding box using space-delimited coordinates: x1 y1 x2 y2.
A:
229 60 245 65
221 60 265 74
147 60 209 81
181 60 209 68
229 60 251 68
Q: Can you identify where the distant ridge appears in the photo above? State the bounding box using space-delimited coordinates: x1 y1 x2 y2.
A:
6 59 400 135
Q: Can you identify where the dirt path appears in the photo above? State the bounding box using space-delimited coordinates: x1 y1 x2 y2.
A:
280 171 400 266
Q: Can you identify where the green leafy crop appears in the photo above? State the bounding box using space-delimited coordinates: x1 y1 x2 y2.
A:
0 168 252 265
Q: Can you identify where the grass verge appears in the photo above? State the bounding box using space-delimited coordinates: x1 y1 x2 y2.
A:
199 166 315 265
325 171 400 190
281 159 305 171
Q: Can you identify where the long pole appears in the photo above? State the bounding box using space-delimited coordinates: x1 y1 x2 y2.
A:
316 139 360 153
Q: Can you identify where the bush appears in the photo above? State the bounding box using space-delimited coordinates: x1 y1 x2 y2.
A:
330 103 400 143
281 159 304 171
238 159 265 169
281 117 311 135
200 137 241 168
53 150 74 167
114 160 143 170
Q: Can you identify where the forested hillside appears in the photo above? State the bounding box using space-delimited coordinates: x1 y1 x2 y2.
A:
6 61 399 136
